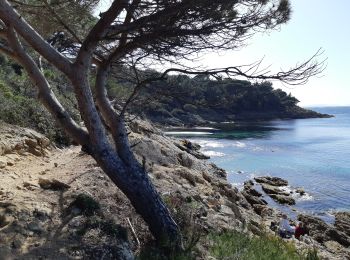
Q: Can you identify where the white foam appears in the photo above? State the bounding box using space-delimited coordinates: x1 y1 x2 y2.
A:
297 193 314 201
192 127 219 130
195 140 225 148
234 141 246 148
231 182 244 189
280 186 314 201
202 150 226 157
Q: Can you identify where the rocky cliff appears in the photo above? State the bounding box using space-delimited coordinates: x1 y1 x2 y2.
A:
0 120 349 259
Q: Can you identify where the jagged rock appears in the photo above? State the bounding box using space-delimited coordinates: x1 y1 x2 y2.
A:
181 139 201 151
174 141 210 160
241 191 267 206
335 212 350 237
177 152 194 168
202 172 212 183
0 121 50 156
25 138 38 148
296 188 305 196
217 186 239 203
23 182 38 191
299 214 350 247
209 163 227 178
245 187 262 197
128 119 158 135
6 161 14 166
252 204 273 217
261 184 289 196
243 180 254 189
269 194 295 205
38 178 70 190
254 176 288 186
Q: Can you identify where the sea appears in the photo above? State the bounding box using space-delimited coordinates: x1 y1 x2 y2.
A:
165 107 350 223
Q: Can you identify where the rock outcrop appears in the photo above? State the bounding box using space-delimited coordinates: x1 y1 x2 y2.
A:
254 176 295 205
298 214 350 247
254 176 288 186
0 121 50 157
335 212 350 237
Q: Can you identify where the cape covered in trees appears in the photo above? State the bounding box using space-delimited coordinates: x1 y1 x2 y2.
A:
107 74 331 126
0 57 329 141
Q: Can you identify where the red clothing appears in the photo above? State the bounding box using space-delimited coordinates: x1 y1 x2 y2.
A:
294 226 307 239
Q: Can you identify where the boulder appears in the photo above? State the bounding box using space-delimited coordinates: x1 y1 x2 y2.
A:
174 141 209 160
296 188 306 196
252 204 273 217
261 184 289 196
177 152 194 168
0 121 50 156
245 187 263 197
298 214 350 247
335 212 350 237
269 194 295 205
254 176 288 186
38 178 70 191
209 163 227 179
243 180 254 189
241 191 267 206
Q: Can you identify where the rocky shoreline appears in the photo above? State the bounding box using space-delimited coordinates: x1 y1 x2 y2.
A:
150 107 333 127
0 120 349 259
240 175 350 259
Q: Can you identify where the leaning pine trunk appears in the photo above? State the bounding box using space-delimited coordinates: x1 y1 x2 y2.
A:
91 146 181 247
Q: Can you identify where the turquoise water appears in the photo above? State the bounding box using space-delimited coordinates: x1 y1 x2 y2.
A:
166 107 350 221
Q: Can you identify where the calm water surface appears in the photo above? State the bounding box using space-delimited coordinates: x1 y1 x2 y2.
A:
166 107 350 222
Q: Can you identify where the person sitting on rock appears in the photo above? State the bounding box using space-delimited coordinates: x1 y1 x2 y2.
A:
278 214 295 238
294 221 308 239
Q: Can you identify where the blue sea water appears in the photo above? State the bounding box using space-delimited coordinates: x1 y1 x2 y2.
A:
166 107 350 222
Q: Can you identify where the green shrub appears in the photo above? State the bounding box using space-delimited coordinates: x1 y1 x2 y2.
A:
209 231 319 260
0 60 78 145
68 193 101 216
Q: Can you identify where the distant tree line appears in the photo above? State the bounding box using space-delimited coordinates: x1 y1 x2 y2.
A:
105 73 317 126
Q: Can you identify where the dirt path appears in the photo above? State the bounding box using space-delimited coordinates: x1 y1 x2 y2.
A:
0 146 138 259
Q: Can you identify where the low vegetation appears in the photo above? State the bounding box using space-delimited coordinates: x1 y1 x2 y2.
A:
209 231 319 260
0 55 79 145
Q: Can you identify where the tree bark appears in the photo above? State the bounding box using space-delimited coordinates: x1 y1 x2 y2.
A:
92 148 181 247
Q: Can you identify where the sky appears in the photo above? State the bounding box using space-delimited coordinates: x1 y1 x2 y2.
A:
198 0 350 107
98 0 350 107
